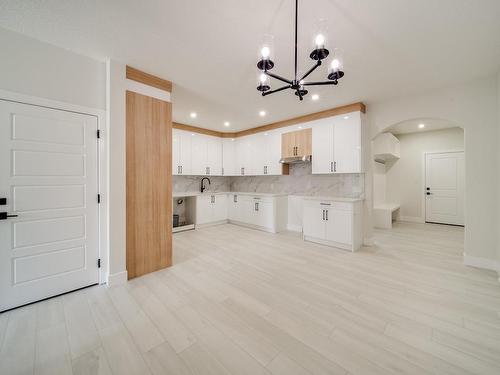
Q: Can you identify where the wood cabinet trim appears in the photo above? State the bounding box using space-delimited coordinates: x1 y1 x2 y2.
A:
126 66 173 93
174 102 365 138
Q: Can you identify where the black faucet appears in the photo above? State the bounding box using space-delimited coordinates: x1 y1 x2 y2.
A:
200 177 211 193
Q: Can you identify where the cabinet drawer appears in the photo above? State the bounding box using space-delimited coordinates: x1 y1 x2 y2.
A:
316 201 353 212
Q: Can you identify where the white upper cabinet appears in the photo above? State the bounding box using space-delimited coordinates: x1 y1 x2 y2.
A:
236 136 255 176
191 133 208 175
173 129 192 175
175 110 364 176
333 113 362 173
222 138 238 176
206 135 222 176
311 120 334 174
259 132 282 175
190 133 223 176
312 111 364 174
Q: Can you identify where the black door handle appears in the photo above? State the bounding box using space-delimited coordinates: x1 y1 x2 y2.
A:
426 192 432 195
0 212 18 220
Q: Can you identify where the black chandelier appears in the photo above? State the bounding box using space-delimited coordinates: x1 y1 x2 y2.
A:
256 0 344 101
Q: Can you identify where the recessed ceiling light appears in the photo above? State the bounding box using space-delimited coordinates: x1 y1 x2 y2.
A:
298 126 303 129
231 138 235 141
224 121 230 127
259 110 266 117
264 132 269 136
190 112 197 119
343 116 349 120
191 133 195 136
418 123 425 129
311 94 319 101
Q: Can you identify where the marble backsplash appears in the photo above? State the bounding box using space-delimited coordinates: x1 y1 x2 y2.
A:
229 163 364 197
173 163 364 198
173 175 230 193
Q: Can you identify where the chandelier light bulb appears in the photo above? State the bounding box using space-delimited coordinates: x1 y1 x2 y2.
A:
331 59 340 71
261 46 270 59
260 73 268 84
315 34 325 47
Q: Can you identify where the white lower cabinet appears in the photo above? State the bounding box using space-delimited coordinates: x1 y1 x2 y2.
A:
228 194 287 233
195 194 228 225
303 199 362 251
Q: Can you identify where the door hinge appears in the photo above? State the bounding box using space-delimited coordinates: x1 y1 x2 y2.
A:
97 194 101 203
97 129 101 138
97 258 101 268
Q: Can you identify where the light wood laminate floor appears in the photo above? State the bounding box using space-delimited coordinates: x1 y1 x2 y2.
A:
1 222 500 375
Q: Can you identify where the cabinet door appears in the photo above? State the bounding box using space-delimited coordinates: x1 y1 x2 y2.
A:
312 122 334 174
325 208 352 245
207 136 222 176
254 200 274 229
212 194 228 221
253 133 266 175
222 139 237 176
302 202 325 239
281 132 296 158
228 194 241 221
238 137 254 175
266 132 283 175
196 195 213 224
295 128 312 156
333 115 361 173
172 130 181 175
239 196 255 224
179 130 192 175
191 134 208 176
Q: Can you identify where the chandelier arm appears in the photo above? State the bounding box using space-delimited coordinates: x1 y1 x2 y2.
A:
262 84 292 96
294 0 298 81
264 71 293 85
302 81 339 86
300 60 322 81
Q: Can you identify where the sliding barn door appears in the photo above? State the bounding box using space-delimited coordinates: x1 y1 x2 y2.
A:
126 91 172 279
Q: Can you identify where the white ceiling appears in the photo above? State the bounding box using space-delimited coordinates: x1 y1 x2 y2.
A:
386 118 458 135
1 0 500 131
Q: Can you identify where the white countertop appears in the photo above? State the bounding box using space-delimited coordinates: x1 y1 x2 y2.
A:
295 195 364 203
173 191 362 201
172 191 287 198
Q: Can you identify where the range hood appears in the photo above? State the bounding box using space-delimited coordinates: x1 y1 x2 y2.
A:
279 155 312 164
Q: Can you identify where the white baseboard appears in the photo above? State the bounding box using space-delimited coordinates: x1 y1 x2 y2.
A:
399 216 425 223
463 254 499 272
108 271 128 286
286 224 302 233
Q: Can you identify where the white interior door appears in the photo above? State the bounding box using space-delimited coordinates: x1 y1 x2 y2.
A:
425 151 464 225
0 99 100 311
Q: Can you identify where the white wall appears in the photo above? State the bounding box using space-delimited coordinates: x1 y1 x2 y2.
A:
0 27 106 109
368 76 499 265
385 128 464 222
107 60 127 283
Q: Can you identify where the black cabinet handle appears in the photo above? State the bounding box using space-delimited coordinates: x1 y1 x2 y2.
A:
0 212 18 220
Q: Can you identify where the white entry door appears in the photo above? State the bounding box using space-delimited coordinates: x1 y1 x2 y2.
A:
425 151 464 226
0 99 100 311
